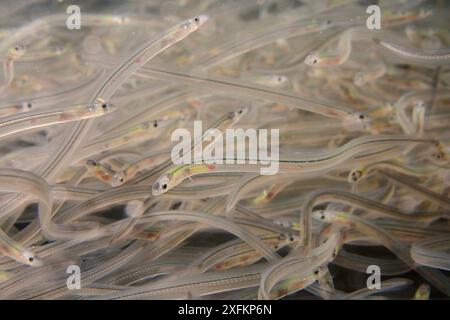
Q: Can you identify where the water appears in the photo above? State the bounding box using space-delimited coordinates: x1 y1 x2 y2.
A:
0 0 449 300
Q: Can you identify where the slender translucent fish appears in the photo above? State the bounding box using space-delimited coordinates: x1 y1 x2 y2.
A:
0 14 209 229
0 102 115 140
152 135 435 195
375 38 450 65
0 169 47 266
0 44 26 94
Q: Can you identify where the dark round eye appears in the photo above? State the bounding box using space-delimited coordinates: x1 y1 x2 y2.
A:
120 178 124 182
313 58 318 64
162 184 167 190
359 114 364 119
28 257 34 263
238 109 243 114
102 103 109 110
194 17 199 22
153 121 158 128
314 269 319 275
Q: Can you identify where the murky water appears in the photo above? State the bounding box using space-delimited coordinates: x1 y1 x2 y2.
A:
0 0 449 300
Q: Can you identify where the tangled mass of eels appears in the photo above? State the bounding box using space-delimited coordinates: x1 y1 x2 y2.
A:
0 0 449 300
